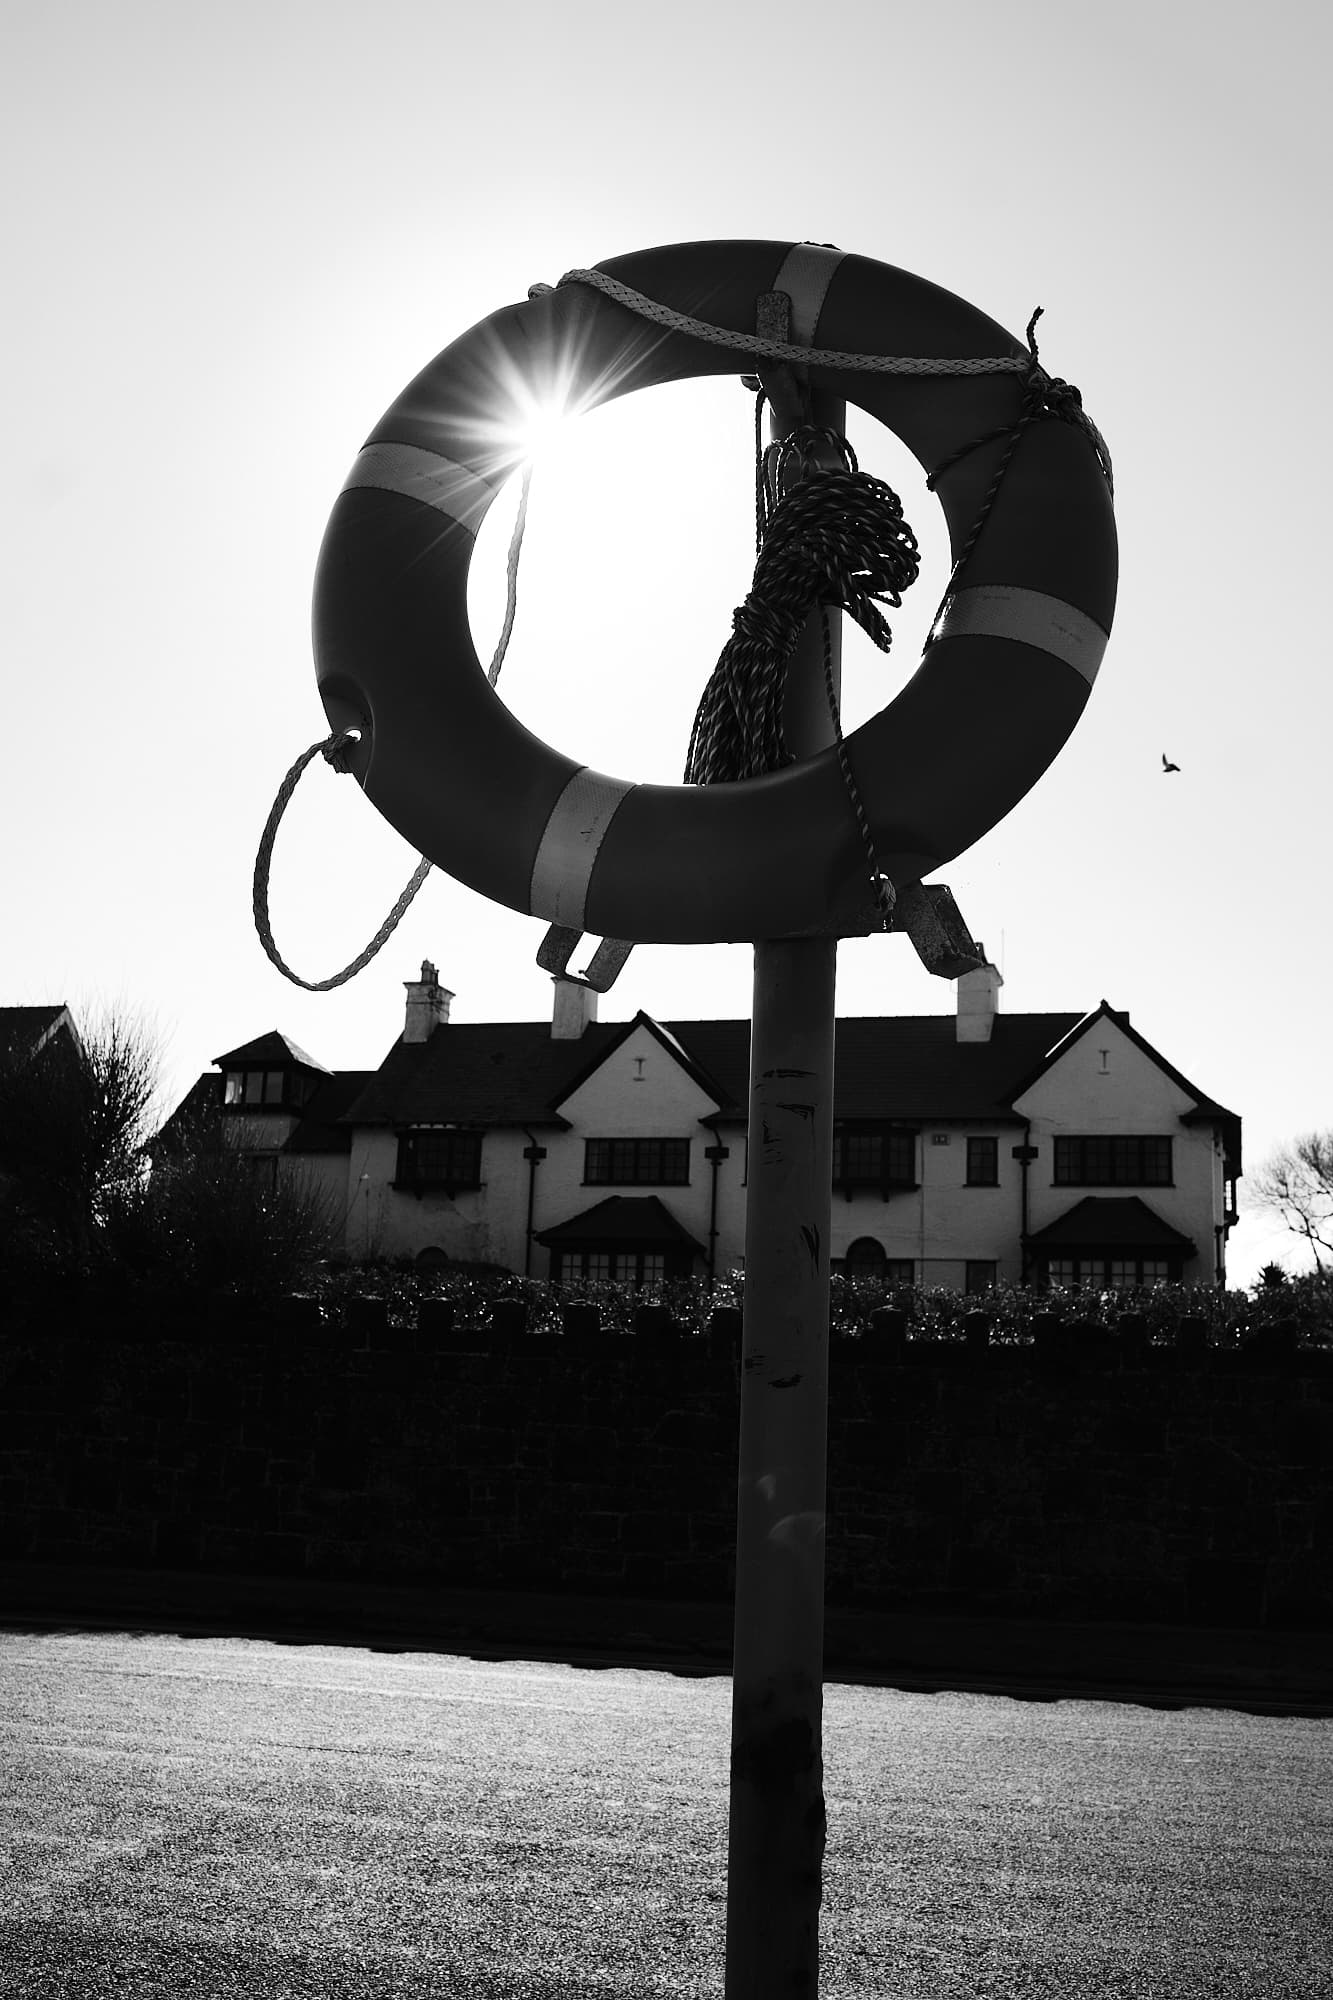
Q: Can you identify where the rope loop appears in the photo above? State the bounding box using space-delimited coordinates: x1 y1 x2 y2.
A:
251 733 433 993
253 449 540 989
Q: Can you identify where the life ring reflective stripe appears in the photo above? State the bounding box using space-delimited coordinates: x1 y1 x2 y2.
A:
313 239 1116 945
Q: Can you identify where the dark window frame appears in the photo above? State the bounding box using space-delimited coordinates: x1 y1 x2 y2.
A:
584 1137 691 1186
1041 1252 1182 1288
222 1066 316 1113
831 1123 918 1193
552 1246 691 1285
394 1127 484 1194
965 1136 999 1186
1053 1135 1173 1187
844 1235 888 1279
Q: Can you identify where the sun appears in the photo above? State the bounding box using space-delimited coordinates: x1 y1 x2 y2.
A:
453 306 652 484
509 384 577 466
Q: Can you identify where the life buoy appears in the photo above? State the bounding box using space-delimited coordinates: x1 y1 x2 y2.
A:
313 240 1116 945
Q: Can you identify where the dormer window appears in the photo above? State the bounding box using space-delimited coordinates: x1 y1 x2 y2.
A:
221 1067 316 1111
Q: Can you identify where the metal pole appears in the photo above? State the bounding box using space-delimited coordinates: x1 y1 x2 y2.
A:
725 347 845 1999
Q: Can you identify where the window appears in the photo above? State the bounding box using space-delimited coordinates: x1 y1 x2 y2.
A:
584 1138 690 1185
554 1248 674 1285
395 1127 483 1190
844 1236 887 1280
1046 1254 1174 1288
837 1246 914 1284
832 1124 916 1189
966 1136 998 1185
1053 1136 1172 1186
222 1067 313 1110
965 1260 997 1294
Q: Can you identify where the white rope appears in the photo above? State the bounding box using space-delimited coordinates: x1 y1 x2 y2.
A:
487 462 533 685
530 270 1031 378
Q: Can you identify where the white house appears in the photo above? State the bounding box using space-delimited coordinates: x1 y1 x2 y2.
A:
171 955 1242 1291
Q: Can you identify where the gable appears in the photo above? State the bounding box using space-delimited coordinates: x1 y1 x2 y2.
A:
1013 1012 1196 1126
214 1030 332 1073
556 1020 723 1131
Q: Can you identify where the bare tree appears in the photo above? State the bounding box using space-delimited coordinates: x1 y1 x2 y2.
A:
2 1009 335 1294
1249 1132 1333 1269
131 1106 338 1296
0 1009 160 1269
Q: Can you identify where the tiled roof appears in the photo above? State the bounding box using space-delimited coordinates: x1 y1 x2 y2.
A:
153 1075 218 1152
1026 1196 1196 1252
212 1030 333 1073
0 1004 69 1059
164 996 1243 1162
284 1073 373 1153
689 1013 1089 1122
342 1023 621 1129
340 1011 1087 1130
156 1069 373 1156
536 1195 706 1252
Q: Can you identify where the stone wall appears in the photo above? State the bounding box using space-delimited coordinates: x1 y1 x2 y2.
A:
1 1293 1329 1628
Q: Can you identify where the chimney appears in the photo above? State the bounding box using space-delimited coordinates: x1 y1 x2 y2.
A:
551 973 598 1040
956 944 1003 1043
403 960 453 1043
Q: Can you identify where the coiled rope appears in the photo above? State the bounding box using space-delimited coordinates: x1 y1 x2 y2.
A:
684 426 919 783
684 423 919 929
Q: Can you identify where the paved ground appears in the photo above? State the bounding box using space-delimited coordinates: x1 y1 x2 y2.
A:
1 1630 1330 1997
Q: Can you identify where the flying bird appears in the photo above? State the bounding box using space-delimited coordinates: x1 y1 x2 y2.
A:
1162 754 1180 773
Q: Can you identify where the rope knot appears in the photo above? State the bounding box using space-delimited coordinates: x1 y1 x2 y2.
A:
928 308 1113 498
1033 371 1083 418
320 727 362 774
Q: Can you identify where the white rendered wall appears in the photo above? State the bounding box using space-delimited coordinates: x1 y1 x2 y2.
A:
1014 1015 1220 1278
531 1022 724 1277
826 1123 1024 1285
345 1124 532 1269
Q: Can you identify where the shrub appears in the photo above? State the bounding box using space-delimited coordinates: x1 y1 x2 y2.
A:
105 1116 339 1298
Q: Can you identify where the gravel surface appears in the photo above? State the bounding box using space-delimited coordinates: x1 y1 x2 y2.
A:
1 1630 1329 1997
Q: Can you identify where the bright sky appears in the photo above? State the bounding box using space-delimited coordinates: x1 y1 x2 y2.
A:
6 0 1329 1286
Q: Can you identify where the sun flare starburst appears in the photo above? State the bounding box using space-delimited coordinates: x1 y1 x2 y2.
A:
452 304 673 486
